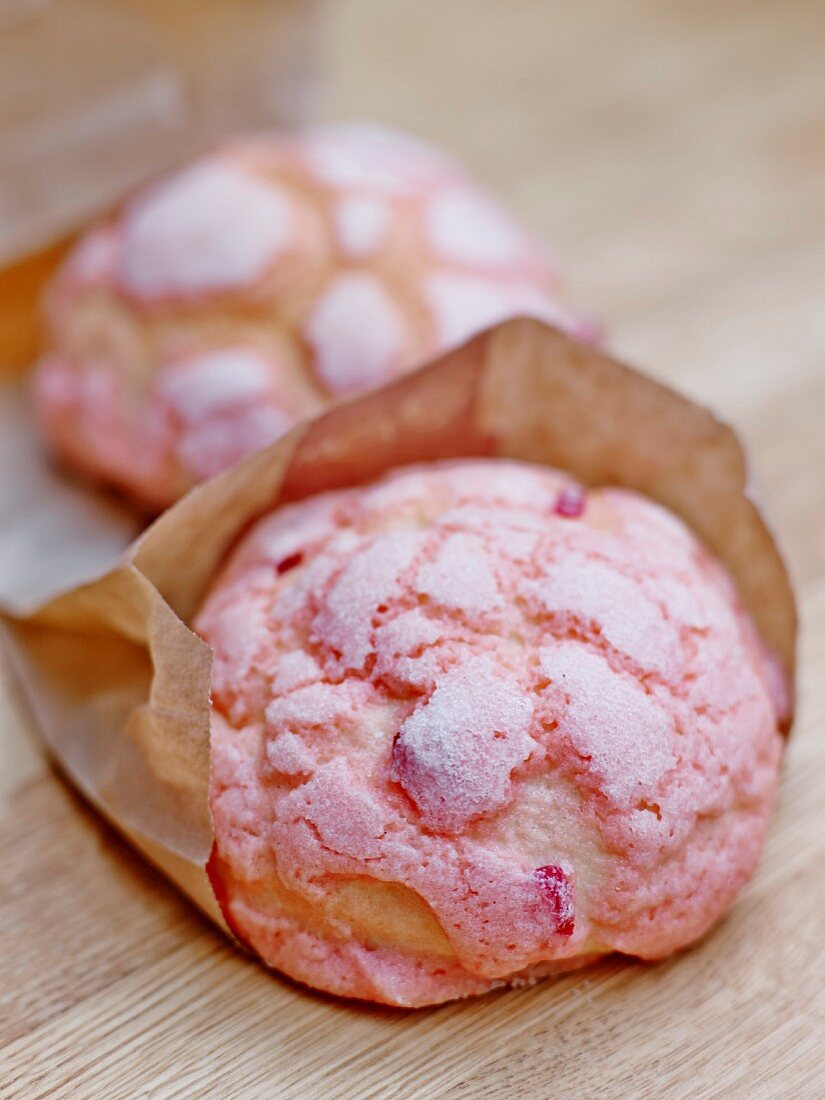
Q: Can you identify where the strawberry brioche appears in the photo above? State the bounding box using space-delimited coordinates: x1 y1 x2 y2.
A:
196 459 785 1007
32 125 592 510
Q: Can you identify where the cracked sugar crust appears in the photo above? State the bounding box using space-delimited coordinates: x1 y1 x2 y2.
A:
32 124 593 510
196 459 784 1007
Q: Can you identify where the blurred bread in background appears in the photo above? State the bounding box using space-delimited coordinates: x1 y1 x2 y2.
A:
31 124 593 509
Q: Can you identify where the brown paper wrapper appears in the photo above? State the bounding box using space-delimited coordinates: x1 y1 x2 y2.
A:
0 319 798 936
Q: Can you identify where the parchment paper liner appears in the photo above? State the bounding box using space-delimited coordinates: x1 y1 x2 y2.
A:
0 319 797 937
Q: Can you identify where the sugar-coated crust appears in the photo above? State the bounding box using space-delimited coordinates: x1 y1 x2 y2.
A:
196 460 783 1007
32 125 592 510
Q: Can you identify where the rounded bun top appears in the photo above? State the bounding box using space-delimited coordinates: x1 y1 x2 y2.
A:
35 125 592 509
199 459 783 1005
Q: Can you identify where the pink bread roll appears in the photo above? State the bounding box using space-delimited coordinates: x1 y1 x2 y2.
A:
32 125 593 511
195 459 785 1007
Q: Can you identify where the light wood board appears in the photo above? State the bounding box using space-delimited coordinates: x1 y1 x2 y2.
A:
2 1 824 1096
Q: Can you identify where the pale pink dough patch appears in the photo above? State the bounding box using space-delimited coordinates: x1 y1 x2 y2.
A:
176 404 294 484
335 196 392 257
158 349 276 423
390 656 536 830
425 272 584 348
306 274 407 395
305 123 454 193
197 459 784 1007
156 348 296 482
119 161 292 299
426 186 537 267
32 354 178 509
34 125 595 508
33 347 298 510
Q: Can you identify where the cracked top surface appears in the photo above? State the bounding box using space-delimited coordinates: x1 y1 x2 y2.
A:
32 124 592 510
196 459 783 1007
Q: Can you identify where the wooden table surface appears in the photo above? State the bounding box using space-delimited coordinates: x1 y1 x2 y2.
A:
2 2 824 1096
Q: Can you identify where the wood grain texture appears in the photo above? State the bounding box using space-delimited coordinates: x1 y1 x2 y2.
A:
2 1 824 1096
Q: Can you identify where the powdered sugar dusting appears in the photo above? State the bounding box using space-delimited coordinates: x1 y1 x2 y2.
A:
426 186 532 267
416 532 503 615
306 274 406 395
120 161 291 298
335 196 392 257
312 530 425 670
523 556 679 676
294 759 390 859
373 610 443 691
391 656 535 830
272 650 322 694
539 644 677 803
426 273 519 347
251 495 341 572
425 272 567 347
307 123 450 192
265 730 314 776
266 681 361 733
158 349 275 424
178 403 292 481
